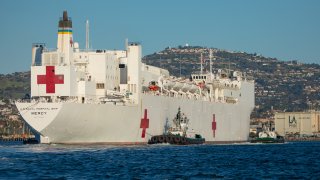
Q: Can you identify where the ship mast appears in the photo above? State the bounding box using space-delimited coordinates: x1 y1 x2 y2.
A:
125 38 128 50
174 107 181 127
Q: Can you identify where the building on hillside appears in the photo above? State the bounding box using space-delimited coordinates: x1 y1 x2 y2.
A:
275 111 320 136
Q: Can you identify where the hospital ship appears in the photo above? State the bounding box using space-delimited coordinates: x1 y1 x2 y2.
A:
16 11 255 144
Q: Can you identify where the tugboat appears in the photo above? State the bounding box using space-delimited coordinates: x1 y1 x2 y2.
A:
250 130 285 143
148 107 205 145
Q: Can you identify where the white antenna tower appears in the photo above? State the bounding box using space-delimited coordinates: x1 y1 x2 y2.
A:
125 38 128 50
209 49 213 81
86 20 90 51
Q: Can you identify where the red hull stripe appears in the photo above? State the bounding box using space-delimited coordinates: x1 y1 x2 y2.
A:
212 114 217 137
140 109 149 138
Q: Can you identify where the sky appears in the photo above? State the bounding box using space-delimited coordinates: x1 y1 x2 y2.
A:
0 0 319 74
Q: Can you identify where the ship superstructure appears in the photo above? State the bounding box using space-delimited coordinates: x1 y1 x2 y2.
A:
16 11 255 144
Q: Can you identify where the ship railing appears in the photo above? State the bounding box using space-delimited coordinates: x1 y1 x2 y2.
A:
60 97 79 103
15 97 50 103
42 48 58 52
143 89 211 102
15 99 32 103
98 98 127 106
16 96 130 105
142 86 240 104
75 49 125 53
16 97 80 104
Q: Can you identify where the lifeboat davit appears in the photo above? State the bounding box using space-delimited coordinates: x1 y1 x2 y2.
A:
172 82 183 91
163 80 174 90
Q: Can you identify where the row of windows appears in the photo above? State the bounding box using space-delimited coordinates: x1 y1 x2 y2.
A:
128 84 137 93
79 55 88 59
96 83 105 89
193 76 207 80
76 56 117 70
107 65 118 70
106 75 118 80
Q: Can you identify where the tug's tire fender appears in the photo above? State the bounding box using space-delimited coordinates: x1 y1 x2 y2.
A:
181 137 187 144
150 137 157 144
174 137 181 144
158 136 164 143
165 136 170 143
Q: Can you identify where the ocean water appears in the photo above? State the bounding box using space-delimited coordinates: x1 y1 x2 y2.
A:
0 142 319 179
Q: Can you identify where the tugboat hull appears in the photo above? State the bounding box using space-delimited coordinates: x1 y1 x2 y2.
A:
148 135 205 145
250 136 285 144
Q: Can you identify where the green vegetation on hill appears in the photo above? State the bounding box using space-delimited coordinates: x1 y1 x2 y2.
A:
0 72 30 100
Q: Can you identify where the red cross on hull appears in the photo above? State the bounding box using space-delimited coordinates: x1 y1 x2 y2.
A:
140 109 149 138
212 114 217 138
37 66 64 93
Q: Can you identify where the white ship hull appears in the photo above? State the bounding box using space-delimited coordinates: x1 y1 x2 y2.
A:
16 82 254 144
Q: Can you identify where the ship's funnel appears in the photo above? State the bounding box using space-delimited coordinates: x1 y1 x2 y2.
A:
63 11 68 21
57 11 73 64
59 11 72 28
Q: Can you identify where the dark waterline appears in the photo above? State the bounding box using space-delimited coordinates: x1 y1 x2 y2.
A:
0 142 319 179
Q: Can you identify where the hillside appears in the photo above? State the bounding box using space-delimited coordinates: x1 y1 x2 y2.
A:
0 71 30 100
0 72 30 136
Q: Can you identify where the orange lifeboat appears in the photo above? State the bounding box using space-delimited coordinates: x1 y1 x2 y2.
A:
149 81 159 91
149 85 159 91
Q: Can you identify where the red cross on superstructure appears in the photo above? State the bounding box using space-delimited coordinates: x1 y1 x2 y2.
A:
140 109 149 138
37 66 64 93
212 114 217 137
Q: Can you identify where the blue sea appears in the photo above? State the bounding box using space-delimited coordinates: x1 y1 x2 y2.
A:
0 142 319 179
